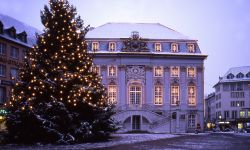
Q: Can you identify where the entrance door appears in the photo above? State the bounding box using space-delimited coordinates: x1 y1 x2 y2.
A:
129 85 142 105
132 115 141 130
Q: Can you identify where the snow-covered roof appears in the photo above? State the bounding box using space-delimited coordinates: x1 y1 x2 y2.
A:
0 13 41 47
217 66 250 84
86 23 194 40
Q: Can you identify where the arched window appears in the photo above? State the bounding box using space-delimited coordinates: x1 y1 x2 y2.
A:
109 42 116 51
188 85 196 106
171 43 178 53
187 43 195 53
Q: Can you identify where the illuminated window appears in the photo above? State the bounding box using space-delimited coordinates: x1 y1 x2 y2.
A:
187 43 195 53
154 86 163 105
171 43 178 52
155 43 161 52
129 85 141 105
108 85 117 104
188 86 196 106
240 111 245 118
187 67 196 78
92 65 100 75
108 65 117 77
171 66 179 77
92 42 99 51
154 66 163 77
248 111 250 118
171 85 179 105
109 42 116 51
188 114 196 128
0 43 6 55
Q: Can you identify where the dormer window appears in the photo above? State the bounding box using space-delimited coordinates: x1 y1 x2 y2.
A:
246 72 250 78
187 43 195 53
236 72 244 78
109 42 116 51
7 27 16 38
171 43 178 53
227 73 234 79
155 43 161 52
17 31 27 43
92 42 99 51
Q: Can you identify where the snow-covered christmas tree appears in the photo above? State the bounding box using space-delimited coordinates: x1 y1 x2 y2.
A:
4 0 117 144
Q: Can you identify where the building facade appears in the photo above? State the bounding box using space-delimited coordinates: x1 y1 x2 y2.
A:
206 66 250 131
86 23 207 133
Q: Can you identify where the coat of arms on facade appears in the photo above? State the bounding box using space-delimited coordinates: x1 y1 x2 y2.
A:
126 65 145 83
121 31 149 52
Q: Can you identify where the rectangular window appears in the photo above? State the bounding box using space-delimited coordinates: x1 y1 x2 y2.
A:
187 67 196 78
171 85 179 105
224 111 229 119
154 66 163 77
11 68 18 79
155 43 161 52
109 42 116 51
92 65 100 76
11 46 19 59
187 43 195 53
0 64 6 77
188 86 196 106
154 86 163 105
170 66 179 77
108 66 117 77
108 85 117 104
92 42 99 51
232 110 237 119
188 114 195 128
248 111 250 118
240 111 245 118
130 86 141 105
0 43 6 55
0 87 6 104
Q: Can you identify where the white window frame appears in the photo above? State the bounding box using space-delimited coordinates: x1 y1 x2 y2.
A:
188 114 196 128
109 42 116 51
188 86 196 106
187 43 195 53
187 67 196 78
129 85 142 105
170 66 180 78
155 43 162 52
171 43 178 53
171 85 179 105
154 66 163 77
108 65 117 77
92 42 99 51
154 85 163 105
108 85 117 104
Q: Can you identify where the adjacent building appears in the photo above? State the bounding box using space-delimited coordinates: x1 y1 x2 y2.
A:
86 23 207 133
0 14 39 125
206 66 250 130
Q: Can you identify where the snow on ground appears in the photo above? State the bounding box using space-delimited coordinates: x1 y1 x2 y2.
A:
0 133 181 150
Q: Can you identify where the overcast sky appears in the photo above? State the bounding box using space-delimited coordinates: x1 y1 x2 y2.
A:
0 0 250 95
